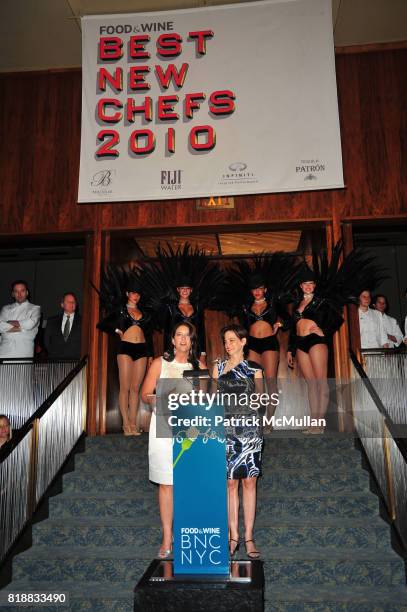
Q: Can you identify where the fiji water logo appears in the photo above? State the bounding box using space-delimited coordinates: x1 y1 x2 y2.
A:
161 169 182 190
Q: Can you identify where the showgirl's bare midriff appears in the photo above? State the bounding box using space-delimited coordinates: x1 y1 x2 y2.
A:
122 325 146 344
296 319 324 338
250 320 274 338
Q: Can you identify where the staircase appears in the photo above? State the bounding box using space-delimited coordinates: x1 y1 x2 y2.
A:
4 433 407 611
258 435 407 611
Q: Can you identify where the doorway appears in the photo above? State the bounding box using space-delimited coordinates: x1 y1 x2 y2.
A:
0 237 85 357
104 224 328 432
353 224 407 333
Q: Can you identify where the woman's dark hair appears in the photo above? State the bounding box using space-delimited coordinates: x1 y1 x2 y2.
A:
372 294 389 313
164 321 200 368
221 324 249 357
359 288 372 300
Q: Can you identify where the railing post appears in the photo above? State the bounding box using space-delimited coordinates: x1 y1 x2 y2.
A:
27 418 39 518
326 221 351 431
82 365 88 434
382 420 397 521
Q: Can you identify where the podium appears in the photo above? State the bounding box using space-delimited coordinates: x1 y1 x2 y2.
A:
134 369 264 611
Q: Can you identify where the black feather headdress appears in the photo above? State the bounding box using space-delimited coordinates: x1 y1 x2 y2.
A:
297 240 387 307
223 251 303 315
140 242 225 313
92 264 145 315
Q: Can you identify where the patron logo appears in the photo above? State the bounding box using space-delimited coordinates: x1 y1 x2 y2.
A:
218 162 258 186
90 169 115 195
161 170 182 191
296 159 326 181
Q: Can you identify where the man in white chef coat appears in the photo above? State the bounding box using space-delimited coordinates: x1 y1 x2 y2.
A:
358 290 389 349
372 294 404 348
0 281 41 358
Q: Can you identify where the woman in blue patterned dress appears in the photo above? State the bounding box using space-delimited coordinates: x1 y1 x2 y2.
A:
212 324 263 560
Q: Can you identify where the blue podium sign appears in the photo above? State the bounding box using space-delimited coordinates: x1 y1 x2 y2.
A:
172 400 229 575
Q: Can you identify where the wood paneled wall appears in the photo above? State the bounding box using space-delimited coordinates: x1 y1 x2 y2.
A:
1 48 406 434
0 49 406 237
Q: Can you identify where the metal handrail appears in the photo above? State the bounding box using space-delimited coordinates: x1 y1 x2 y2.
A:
0 357 88 563
0 358 81 363
349 350 407 462
359 347 407 355
349 348 407 549
0 357 87 462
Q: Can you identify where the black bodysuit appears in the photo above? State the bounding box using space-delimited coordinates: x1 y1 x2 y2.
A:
97 307 154 356
241 300 289 330
241 300 290 354
289 296 343 354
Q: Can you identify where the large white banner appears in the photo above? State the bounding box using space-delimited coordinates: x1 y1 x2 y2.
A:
79 0 343 203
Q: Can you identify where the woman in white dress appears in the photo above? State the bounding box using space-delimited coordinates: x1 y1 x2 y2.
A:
141 322 200 559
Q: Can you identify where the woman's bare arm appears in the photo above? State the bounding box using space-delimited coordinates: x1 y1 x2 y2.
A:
141 357 162 404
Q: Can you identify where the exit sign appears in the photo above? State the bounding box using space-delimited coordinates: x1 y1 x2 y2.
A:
196 197 235 210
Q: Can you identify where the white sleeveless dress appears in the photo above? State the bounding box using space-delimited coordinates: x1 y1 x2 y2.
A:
148 357 193 485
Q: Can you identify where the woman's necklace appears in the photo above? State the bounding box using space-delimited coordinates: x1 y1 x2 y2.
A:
254 297 266 304
127 304 141 319
179 299 190 305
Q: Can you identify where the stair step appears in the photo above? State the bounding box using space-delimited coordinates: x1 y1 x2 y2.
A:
12 550 146 583
264 584 407 610
48 493 156 519
84 433 357 451
31 519 392 551
61 468 370 494
74 451 361 472
62 472 154 493
254 523 392 550
260 452 361 469
12 546 404 587
47 490 379 519
32 522 161 547
258 470 369 493
256 493 378 518
262 556 405 587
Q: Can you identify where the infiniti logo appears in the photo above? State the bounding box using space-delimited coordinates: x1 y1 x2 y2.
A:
229 162 247 172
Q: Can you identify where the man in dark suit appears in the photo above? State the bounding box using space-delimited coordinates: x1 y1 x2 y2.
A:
44 292 82 359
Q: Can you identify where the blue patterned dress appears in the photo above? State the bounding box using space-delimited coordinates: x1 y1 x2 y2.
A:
217 359 263 479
